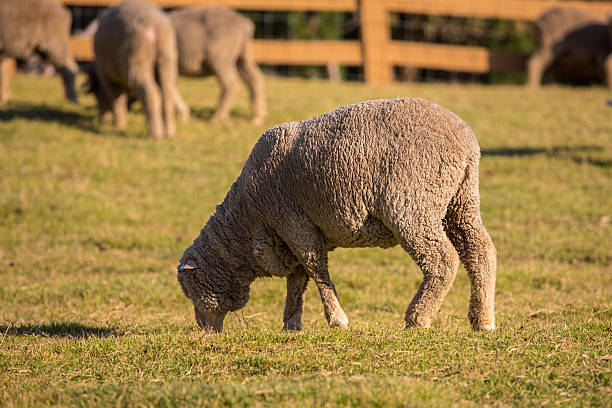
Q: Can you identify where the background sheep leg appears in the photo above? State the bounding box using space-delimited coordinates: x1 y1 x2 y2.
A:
210 63 238 122
172 87 190 121
237 42 266 124
605 54 612 89
112 93 128 130
445 163 497 331
283 267 309 331
156 43 178 138
274 218 349 328
42 44 79 103
91 68 119 124
527 47 554 88
0 58 10 103
401 229 460 329
129 73 164 139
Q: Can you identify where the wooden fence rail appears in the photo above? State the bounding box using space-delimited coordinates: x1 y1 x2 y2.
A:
63 0 612 84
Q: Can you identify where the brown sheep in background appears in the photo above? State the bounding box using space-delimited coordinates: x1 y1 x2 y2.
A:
527 6 612 88
0 0 79 104
169 6 267 124
178 98 497 333
86 0 186 139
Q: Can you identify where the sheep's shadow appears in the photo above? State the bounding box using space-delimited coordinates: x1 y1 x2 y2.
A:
0 102 97 132
482 145 610 168
190 106 251 122
0 322 120 338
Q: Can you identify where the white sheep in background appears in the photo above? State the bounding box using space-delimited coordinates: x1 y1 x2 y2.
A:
0 0 79 104
85 0 186 139
168 6 266 124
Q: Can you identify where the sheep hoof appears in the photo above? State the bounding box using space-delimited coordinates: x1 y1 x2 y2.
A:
404 314 432 329
471 322 496 331
210 113 227 123
282 314 303 331
404 322 431 329
469 311 495 331
328 313 349 328
282 322 302 332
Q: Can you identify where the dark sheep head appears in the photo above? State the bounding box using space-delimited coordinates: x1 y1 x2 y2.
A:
177 246 252 332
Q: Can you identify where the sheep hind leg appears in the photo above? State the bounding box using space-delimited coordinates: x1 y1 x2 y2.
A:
605 54 612 90
112 93 128 131
237 41 266 124
210 63 238 122
283 267 309 331
156 53 179 137
130 74 164 139
445 203 496 331
400 229 460 329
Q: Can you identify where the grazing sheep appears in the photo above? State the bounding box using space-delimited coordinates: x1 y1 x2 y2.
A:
178 98 497 333
86 0 185 139
0 0 78 103
527 6 612 88
169 6 266 124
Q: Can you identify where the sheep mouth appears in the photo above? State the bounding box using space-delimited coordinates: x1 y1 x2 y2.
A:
194 307 227 332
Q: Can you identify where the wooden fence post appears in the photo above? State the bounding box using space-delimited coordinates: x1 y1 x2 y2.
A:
359 0 392 84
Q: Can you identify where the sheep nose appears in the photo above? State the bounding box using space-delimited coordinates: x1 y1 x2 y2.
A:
194 307 226 333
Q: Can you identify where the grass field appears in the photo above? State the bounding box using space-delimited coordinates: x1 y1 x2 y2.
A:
0 73 611 407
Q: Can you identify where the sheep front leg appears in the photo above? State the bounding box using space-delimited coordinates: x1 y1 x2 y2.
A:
275 218 348 329
527 48 553 88
283 267 308 331
172 87 190 121
303 254 348 328
0 58 11 104
112 93 128 130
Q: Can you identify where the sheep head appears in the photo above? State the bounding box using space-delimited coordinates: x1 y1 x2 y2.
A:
177 249 252 332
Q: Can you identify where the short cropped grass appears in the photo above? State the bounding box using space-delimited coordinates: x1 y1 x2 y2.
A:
0 73 610 407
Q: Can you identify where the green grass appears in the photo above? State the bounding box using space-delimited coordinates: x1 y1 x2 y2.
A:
1 73 611 407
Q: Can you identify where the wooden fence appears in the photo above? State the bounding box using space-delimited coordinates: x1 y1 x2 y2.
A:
64 0 612 83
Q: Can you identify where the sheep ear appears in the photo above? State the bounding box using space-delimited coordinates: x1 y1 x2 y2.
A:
178 261 196 272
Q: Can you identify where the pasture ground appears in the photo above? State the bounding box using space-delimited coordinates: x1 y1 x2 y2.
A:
0 73 610 407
